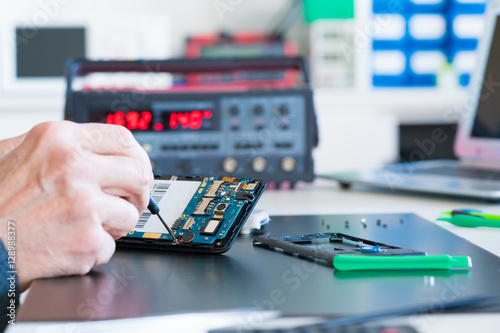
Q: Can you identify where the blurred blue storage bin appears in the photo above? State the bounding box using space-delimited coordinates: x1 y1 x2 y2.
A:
449 48 477 86
459 74 471 86
408 13 448 48
372 13 409 49
372 49 411 86
408 49 447 86
373 74 411 86
408 0 447 13
447 12 485 50
373 0 409 14
448 0 487 14
371 0 487 87
410 74 437 86
447 39 479 64
449 36 480 51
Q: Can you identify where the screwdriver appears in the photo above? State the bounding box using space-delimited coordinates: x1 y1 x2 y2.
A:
148 196 178 244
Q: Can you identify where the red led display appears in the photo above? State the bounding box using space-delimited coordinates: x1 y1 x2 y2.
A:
106 111 153 131
91 109 215 132
168 110 213 130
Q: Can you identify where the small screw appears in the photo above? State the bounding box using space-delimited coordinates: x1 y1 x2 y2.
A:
376 219 381 226
400 218 404 224
326 224 330 230
383 224 387 228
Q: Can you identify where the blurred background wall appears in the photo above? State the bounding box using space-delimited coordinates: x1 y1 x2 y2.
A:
0 0 489 173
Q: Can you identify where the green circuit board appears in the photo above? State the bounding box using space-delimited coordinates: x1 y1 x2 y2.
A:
120 176 264 252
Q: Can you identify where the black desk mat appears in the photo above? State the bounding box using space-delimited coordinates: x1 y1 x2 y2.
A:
18 213 500 321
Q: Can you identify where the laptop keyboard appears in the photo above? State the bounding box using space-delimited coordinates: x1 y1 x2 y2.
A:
411 166 500 180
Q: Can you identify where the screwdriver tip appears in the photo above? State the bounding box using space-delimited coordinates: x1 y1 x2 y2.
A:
148 197 178 244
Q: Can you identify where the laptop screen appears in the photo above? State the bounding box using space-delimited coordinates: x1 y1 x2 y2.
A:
471 16 500 139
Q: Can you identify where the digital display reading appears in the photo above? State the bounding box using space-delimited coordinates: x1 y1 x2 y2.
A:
89 109 216 132
106 111 153 131
165 110 214 131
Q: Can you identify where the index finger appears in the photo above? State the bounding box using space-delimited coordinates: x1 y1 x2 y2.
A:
75 123 147 158
74 123 153 183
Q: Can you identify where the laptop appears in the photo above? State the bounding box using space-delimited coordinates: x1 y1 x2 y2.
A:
323 2 500 202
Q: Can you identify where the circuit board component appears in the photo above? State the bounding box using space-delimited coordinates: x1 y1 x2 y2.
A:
118 176 266 254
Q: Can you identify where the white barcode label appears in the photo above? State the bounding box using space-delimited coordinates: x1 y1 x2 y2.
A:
133 179 201 233
151 182 171 204
135 182 172 229
135 212 151 229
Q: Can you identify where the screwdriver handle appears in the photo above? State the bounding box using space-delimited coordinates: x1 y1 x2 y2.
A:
148 196 160 215
333 254 472 271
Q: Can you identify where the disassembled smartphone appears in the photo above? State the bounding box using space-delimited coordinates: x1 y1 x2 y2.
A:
117 175 266 254
253 233 425 267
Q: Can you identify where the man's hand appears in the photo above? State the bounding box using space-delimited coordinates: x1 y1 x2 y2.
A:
0 121 154 291
0 133 27 159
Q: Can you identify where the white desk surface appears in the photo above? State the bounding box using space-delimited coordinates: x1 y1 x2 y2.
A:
255 178 500 257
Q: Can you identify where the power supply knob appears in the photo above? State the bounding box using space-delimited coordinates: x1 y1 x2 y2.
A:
281 156 296 172
229 105 239 116
222 157 238 173
277 104 289 116
252 157 267 173
253 105 264 115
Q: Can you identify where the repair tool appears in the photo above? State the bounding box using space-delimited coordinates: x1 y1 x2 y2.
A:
254 233 472 271
148 196 178 243
438 209 500 228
